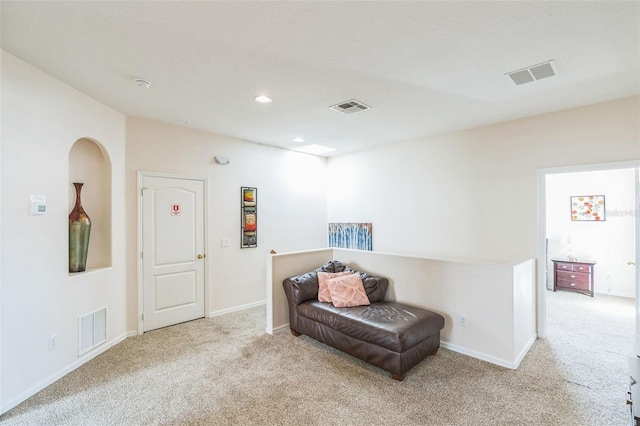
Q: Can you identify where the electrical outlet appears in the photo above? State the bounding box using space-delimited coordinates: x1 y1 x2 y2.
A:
459 315 468 327
221 238 230 247
48 334 58 351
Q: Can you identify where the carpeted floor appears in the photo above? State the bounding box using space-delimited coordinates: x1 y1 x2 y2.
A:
0 290 635 425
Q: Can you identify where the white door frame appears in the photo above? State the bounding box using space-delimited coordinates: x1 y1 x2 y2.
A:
636 167 640 354
137 171 209 334
536 159 640 339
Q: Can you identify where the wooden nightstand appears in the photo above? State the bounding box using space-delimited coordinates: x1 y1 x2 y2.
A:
552 259 596 297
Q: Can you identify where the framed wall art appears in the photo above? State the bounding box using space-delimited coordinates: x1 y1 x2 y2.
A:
328 222 373 251
241 187 257 248
570 195 605 221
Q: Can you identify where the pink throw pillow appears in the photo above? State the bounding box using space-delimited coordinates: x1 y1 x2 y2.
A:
318 271 352 302
326 274 370 308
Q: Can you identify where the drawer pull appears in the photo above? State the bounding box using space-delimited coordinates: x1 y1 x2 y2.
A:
570 275 576 278
570 283 576 286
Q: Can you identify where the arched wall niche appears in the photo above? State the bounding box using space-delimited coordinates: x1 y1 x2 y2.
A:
68 137 112 273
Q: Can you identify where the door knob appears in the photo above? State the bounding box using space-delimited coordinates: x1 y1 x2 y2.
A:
628 261 636 266
197 254 205 259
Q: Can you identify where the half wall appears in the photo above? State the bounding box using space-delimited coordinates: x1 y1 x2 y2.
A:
268 249 536 369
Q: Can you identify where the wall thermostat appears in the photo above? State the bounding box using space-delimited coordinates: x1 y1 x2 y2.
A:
30 195 47 215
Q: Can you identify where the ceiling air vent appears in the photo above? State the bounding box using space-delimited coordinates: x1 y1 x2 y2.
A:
330 99 370 115
506 60 557 86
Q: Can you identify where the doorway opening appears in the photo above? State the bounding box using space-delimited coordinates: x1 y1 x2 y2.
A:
537 161 640 347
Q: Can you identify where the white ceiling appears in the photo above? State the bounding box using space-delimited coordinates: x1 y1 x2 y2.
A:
2 1 639 156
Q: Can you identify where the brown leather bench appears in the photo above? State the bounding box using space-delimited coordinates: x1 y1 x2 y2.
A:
283 261 445 380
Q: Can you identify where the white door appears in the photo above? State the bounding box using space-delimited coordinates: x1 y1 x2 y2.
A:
142 175 205 332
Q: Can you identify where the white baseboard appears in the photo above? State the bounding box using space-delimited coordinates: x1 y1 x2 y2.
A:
1 332 129 415
209 300 266 318
272 325 535 370
270 323 290 335
440 340 524 370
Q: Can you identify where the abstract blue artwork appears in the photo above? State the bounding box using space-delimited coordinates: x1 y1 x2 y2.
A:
328 223 372 251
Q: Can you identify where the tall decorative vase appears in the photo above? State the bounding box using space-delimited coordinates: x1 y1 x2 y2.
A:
69 182 91 272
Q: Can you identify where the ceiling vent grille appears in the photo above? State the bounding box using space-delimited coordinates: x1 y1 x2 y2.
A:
330 99 370 115
506 60 557 86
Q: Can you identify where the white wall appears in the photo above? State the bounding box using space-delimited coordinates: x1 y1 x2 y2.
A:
1 52 127 413
327 97 640 264
126 118 328 328
546 168 637 297
0 49 3 411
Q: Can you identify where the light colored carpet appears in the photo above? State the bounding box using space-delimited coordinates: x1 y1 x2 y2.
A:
0 290 635 425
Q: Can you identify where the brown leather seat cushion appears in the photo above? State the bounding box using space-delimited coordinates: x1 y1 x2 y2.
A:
297 301 445 353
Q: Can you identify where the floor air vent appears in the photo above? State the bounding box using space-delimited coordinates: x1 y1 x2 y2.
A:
78 307 107 356
330 99 370 115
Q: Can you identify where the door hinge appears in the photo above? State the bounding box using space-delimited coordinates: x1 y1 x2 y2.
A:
141 313 144 321
141 187 148 196
141 251 144 259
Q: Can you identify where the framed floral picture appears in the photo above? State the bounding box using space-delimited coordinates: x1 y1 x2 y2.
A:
571 195 605 221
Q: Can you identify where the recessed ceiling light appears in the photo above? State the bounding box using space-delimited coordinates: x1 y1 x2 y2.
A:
294 144 336 155
178 120 190 125
254 95 272 103
293 137 305 143
134 78 151 89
